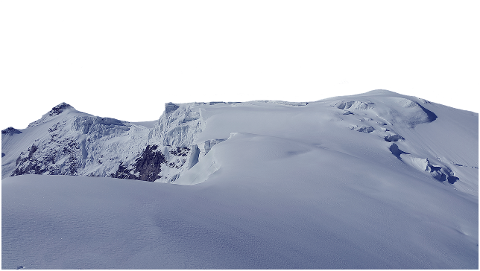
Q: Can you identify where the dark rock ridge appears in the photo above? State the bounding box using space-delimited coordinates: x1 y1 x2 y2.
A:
49 102 73 116
2 127 22 135
384 134 404 142
165 102 179 114
111 145 192 182
169 146 190 157
130 145 166 182
26 103 76 128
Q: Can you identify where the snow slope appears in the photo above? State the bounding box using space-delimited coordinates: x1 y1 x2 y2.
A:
2 90 478 268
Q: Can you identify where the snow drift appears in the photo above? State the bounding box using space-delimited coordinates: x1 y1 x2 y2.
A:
2 90 478 269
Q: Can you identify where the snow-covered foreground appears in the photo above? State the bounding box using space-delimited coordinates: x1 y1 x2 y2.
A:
2 90 478 268
3 167 477 269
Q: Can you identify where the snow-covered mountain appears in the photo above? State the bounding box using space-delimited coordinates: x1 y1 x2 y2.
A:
2 90 478 268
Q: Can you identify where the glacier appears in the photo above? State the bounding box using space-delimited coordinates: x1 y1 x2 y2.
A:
2 89 478 269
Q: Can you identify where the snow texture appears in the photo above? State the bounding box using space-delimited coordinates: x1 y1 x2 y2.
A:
2 89 478 269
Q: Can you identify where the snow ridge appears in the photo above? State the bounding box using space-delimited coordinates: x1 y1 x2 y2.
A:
2 92 478 193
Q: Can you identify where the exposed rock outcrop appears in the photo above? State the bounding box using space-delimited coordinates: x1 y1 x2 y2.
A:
111 145 167 182
165 102 179 114
2 127 22 135
49 102 73 116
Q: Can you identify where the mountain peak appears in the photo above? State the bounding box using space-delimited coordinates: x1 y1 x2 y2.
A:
26 103 77 129
1 127 22 135
48 102 74 116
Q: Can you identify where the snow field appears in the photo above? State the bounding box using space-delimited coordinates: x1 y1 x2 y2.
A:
2 90 478 268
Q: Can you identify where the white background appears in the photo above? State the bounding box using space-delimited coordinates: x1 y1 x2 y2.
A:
1 0 478 129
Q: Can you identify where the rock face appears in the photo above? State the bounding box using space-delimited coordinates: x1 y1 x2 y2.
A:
110 145 197 182
111 145 166 182
12 141 80 176
1 127 22 135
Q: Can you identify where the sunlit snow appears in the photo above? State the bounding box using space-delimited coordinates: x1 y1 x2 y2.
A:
2 90 478 269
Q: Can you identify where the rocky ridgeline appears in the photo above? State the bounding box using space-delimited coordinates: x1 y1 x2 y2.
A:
49 102 73 116
2 127 22 135
2 102 216 182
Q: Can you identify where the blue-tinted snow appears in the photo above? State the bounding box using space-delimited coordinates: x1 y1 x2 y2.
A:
2 90 478 268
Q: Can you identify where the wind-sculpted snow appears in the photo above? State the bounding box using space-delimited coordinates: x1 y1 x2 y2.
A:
2 91 477 192
197 138 226 156
72 116 129 136
375 97 437 128
149 103 203 147
389 143 459 184
252 100 308 106
1 90 478 268
3 144 477 268
335 100 374 110
331 96 436 128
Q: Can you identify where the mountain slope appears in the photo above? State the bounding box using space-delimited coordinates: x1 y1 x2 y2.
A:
2 90 478 268
2 90 477 195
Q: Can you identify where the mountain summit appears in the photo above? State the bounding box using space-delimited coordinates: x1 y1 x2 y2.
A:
2 90 478 269
48 102 73 116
